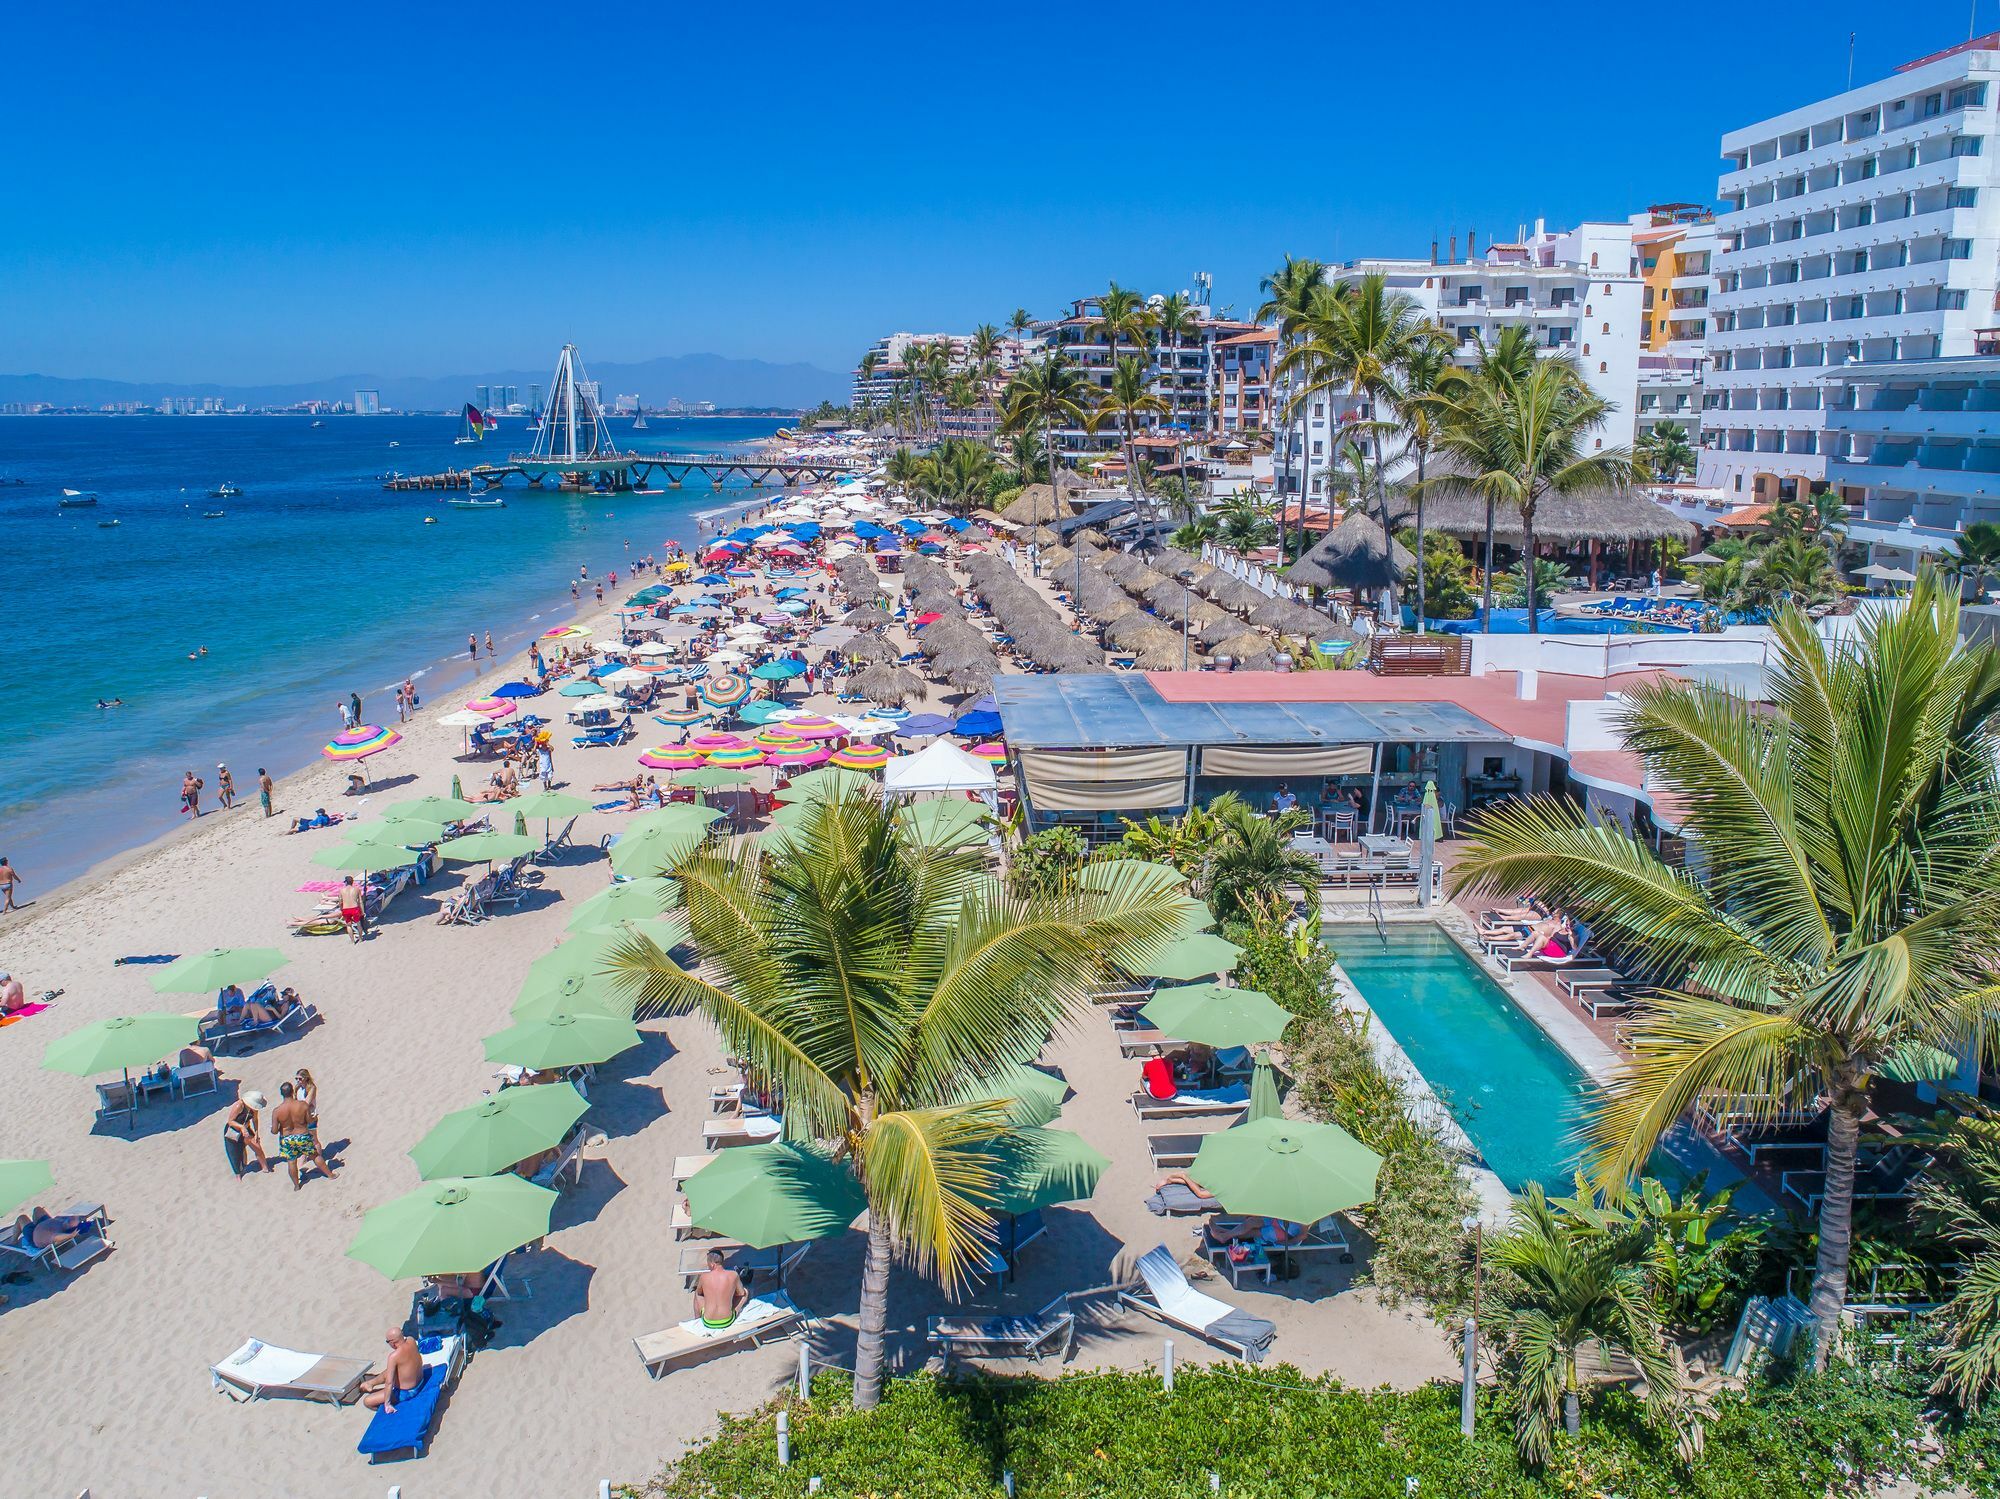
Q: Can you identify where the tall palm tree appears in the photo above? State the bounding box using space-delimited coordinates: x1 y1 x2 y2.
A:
1089 355 1168 517
1008 307 1035 344
883 445 923 494
1636 420 1695 483
612 794 1188 1408
1491 1183 1689 1463
1093 282 1152 379
1397 335 1454 625
969 323 1001 368
857 350 882 430
1257 256 1328 563
1452 576 2000 1362
1949 520 2000 602
1001 353 1098 520
1429 356 1631 627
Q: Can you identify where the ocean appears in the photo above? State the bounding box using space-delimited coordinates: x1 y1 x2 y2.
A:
0 413 790 892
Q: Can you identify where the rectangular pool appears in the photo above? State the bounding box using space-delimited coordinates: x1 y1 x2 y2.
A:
1337 924 1591 1190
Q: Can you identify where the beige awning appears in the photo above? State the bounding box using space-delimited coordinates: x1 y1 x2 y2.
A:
1198 745 1375 778
1018 747 1189 812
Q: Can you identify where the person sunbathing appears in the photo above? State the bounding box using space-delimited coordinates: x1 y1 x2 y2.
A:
510 1145 560 1179
14 1207 94 1250
236 990 283 1026
288 808 343 833
692 1248 749 1329
622 784 644 810
360 1329 424 1413
592 775 644 792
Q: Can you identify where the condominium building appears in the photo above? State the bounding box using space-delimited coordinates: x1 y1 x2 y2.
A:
1213 328 1275 436
353 389 381 416
1032 298 1260 455
1633 205 1720 453
849 331 1033 410
1700 34 2000 506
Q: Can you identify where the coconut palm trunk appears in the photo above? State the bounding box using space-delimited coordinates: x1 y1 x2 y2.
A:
1807 1074 1866 1352
853 1212 895 1406
1413 447 1429 627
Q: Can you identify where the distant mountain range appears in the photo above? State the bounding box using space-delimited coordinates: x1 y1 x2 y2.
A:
0 352 850 412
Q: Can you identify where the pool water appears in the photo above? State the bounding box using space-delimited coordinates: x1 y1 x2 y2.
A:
1336 925 1591 1190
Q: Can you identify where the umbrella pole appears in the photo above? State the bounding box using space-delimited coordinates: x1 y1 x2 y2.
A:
125 1067 134 1132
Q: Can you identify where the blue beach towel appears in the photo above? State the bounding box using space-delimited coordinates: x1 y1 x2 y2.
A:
113 954 179 966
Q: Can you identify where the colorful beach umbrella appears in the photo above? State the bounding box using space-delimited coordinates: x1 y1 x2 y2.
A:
346 1175 557 1281
828 743 890 771
638 746 706 771
541 625 592 640
688 732 745 754
683 1142 866 1249
148 946 288 995
700 673 752 707
774 715 844 740
654 706 712 728
1189 1115 1383 1226
967 742 1007 767
767 745 830 768
410 1083 588 1181
1139 983 1291 1049
750 729 805 749
322 725 402 761
482 1011 643 1070
704 745 767 769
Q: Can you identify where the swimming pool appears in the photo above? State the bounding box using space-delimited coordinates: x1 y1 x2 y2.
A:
1336 924 1591 1190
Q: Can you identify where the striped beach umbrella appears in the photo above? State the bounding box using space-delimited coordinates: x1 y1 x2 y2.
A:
637 746 705 771
828 743 890 771
867 706 911 721
464 697 514 718
541 625 592 640
777 716 844 740
968 742 1008 768
705 744 767 769
700 673 752 707
751 729 804 749
689 732 746 754
766 743 829 768
322 725 402 761
654 707 711 728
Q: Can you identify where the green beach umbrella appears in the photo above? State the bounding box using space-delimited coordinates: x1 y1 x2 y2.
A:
1162 895 1217 941
310 843 420 875
608 822 709 878
1140 983 1291 1049
511 970 631 1023
0 1159 55 1217
44 1013 199 1076
956 1061 1069 1127
682 1141 866 1248
1125 931 1245 982
346 1175 557 1281
148 946 288 995
410 1082 588 1181
386 793 483 821
1189 1116 1383 1226
981 1128 1110 1216
352 815 452 846
672 766 755 791
894 799 989 849
510 790 592 820
1880 1041 1961 1084
1078 859 1189 894
774 766 877 804
520 917 688 997
1247 1052 1283 1122
565 877 677 933
627 804 724 841
437 830 540 863
514 810 529 837
450 775 466 802
483 1011 643 1070
767 800 816 829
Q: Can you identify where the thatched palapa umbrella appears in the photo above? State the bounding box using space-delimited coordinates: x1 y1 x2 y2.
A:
1285 510 1413 596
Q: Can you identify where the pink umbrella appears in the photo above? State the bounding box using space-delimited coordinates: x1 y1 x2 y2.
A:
779 715 845 740
689 733 746 753
638 747 706 770
968 742 1008 767
465 697 515 718
766 744 831 767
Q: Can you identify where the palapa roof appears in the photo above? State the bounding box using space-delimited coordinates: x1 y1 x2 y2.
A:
1285 510 1414 592
1000 480 1084 526
1391 490 1696 546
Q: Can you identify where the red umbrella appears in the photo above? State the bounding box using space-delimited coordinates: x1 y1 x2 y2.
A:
911 611 944 627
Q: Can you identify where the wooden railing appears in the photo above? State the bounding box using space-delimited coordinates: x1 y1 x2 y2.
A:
1368 634 1471 676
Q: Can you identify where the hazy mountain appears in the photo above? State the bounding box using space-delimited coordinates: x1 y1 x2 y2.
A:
0 352 849 411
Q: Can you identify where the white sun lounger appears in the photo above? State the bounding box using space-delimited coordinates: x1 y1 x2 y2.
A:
704 1112 783 1150
928 1294 1075 1363
632 1292 804 1378
1118 1245 1276 1363
210 1339 373 1405
1129 1085 1251 1122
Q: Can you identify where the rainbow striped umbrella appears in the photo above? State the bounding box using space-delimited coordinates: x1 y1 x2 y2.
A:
637 746 706 770
751 729 804 749
465 697 515 718
777 715 845 741
323 725 402 761
705 745 767 768
655 707 711 728
968 742 1008 767
766 743 829 767
700 673 752 707
689 732 746 754
542 625 592 640
828 743 890 771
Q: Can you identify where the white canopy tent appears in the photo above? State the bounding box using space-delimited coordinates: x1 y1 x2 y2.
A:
883 739 997 797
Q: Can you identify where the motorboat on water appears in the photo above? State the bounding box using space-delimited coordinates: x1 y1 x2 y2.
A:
59 488 98 507
448 495 507 509
97 518 121 528
202 510 227 519
311 419 324 428
209 482 242 498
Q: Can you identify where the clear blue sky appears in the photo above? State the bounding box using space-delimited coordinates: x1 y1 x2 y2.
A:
3 1 1988 382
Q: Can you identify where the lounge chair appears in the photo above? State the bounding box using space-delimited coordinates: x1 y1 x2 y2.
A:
673 1240 810 1290
357 1333 467 1460
527 1128 588 1190
1119 1245 1275 1364
1147 1134 1204 1170
203 988 320 1051
1555 967 1627 998
704 1113 783 1150
210 1339 372 1405
632 1292 803 1379
534 817 578 863
435 884 486 926
572 716 635 749
0 1203 112 1273
94 1080 139 1125
928 1294 1075 1363
1130 1084 1251 1122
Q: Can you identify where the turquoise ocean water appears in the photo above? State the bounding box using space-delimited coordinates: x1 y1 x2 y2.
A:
0 413 788 892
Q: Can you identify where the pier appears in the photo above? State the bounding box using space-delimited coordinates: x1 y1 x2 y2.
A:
382 469 477 490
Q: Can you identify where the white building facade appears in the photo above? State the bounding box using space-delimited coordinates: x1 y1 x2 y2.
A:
1700 35 2000 506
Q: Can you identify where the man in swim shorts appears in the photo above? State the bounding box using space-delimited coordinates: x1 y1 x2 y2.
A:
271 1080 334 1191
692 1247 748 1329
360 1328 425 1412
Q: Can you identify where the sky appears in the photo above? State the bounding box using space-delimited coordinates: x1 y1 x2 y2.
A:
3 1 1992 383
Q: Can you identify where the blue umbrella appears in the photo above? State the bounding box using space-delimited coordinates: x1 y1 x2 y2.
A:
852 521 888 539
940 517 972 533
918 543 944 555
752 659 806 681
894 518 927 535
695 574 730 585
893 713 954 736
967 695 998 713
774 588 807 600
875 537 902 552
490 681 539 698
953 710 1003 737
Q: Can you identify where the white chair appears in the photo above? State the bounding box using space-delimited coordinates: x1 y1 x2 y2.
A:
1118 1245 1275 1363
174 1058 219 1097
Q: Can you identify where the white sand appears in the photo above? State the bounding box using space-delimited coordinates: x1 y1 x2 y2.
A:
0 561 1455 1498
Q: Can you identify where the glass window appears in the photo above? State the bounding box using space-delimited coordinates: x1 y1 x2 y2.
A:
1953 135 1984 157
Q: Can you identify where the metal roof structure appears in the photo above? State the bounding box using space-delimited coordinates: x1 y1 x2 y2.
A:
992 673 1504 748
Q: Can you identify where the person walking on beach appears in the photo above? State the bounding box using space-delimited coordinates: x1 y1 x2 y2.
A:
258 768 274 818
271 1080 334 1191
536 739 555 792
181 769 204 817
348 691 363 727
336 698 353 731
393 683 408 723
216 763 236 810
403 675 417 712
0 855 20 912
484 630 494 660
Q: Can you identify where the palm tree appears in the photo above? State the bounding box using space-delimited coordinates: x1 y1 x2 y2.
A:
1089 355 1168 518
883 445 924 494
1276 273 1434 612
612 795 1188 1408
1637 420 1695 483
1204 794 1320 921
857 351 882 430
1491 1183 1689 1462
1949 520 2000 602
1915 1115 2000 1411
969 323 1001 368
1007 307 1035 344
1754 534 1837 606
923 437 999 513
1001 354 1098 522
1397 336 1454 625
1257 256 1328 563
1429 355 1631 627
1452 575 2000 1362
1093 282 1152 375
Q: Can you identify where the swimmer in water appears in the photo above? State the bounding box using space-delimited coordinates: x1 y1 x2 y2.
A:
96 698 124 709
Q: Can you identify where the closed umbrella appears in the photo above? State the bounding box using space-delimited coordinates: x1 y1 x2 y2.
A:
410 1083 588 1180
564 877 675 934
1139 983 1291 1049
482 1011 643 1070
148 946 288 995
346 1175 557 1281
682 1142 866 1248
1188 1116 1383 1226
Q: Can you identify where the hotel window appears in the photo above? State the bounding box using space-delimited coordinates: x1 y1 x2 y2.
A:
1924 92 1943 118
1601 322 1610 334
1950 84 1987 109
1947 238 1974 260
1943 289 1970 309
1856 155 1878 179
1598 362 1608 373
1953 135 1984 156
1950 187 1979 208
1505 287 1529 307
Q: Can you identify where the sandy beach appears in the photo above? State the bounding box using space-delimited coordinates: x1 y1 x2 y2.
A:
0 550 1455 1499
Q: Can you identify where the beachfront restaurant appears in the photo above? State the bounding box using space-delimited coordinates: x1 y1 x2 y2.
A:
993 673 1550 842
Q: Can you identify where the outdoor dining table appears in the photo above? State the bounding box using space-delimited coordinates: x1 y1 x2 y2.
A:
1358 835 1412 857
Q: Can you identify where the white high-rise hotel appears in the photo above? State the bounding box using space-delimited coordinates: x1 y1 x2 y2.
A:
1700 36 2000 504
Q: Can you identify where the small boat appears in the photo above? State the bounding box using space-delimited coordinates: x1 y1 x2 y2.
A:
454 403 490 446
209 482 242 498
311 419 324 428
632 408 648 431
202 510 227 519
424 516 438 525
59 488 98 508
388 441 400 449
97 518 121 528
448 496 507 509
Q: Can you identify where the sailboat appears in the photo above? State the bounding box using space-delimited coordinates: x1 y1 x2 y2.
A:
632 404 648 431
454 403 490 445
59 488 99 508
209 482 242 498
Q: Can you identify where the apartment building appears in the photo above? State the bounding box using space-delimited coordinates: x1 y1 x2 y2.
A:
1633 205 1720 452
1032 298 1261 455
1700 34 2000 506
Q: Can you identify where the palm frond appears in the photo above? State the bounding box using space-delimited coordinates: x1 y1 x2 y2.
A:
858 1103 1011 1293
